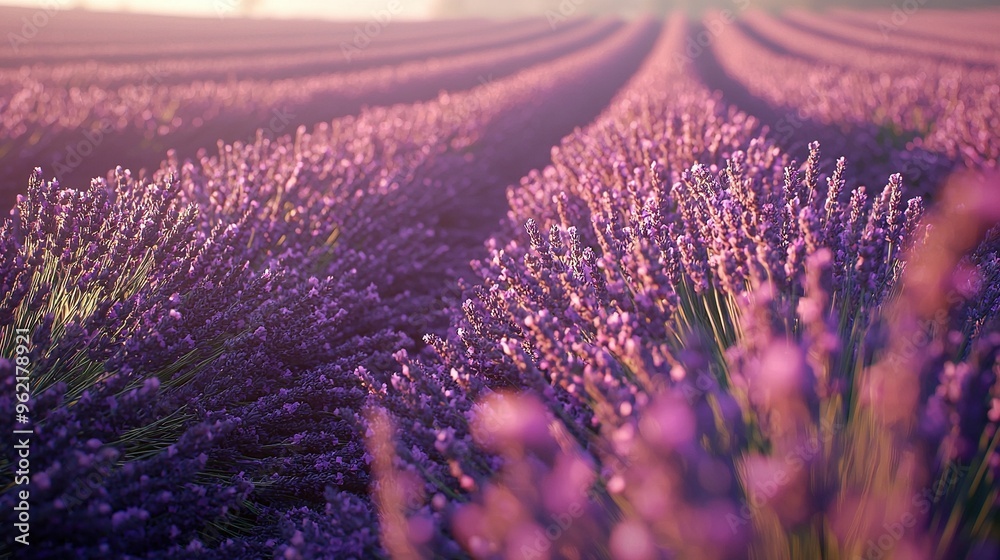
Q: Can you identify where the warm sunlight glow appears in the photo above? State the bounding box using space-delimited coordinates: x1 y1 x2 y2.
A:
0 0 436 19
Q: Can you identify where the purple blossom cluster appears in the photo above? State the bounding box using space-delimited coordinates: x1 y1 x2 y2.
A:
1 168 262 556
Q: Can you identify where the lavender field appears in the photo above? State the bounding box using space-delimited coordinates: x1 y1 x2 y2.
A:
1 3 999 559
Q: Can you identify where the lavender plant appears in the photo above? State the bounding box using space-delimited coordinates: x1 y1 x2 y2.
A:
365 16 999 560
0 168 258 556
1 18 660 557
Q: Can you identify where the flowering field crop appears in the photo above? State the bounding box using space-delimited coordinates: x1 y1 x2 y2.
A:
1 5 998 559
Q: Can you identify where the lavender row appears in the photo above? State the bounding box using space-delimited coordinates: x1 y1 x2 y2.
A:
746 13 997 72
0 7 501 65
704 11 997 193
364 13 767 554
765 10 999 68
0 19 659 558
0 18 622 209
1 18 617 144
830 8 1000 50
363 14 1000 559
746 10 1000 179
2 19 572 90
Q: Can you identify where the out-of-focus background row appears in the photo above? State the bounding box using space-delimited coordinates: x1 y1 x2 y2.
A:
0 0 997 21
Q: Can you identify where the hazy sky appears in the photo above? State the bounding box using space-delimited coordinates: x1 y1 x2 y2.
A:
7 0 998 21
0 0 437 19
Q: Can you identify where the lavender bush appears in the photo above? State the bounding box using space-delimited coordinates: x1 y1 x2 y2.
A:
366 15 1000 560
1 17 657 557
